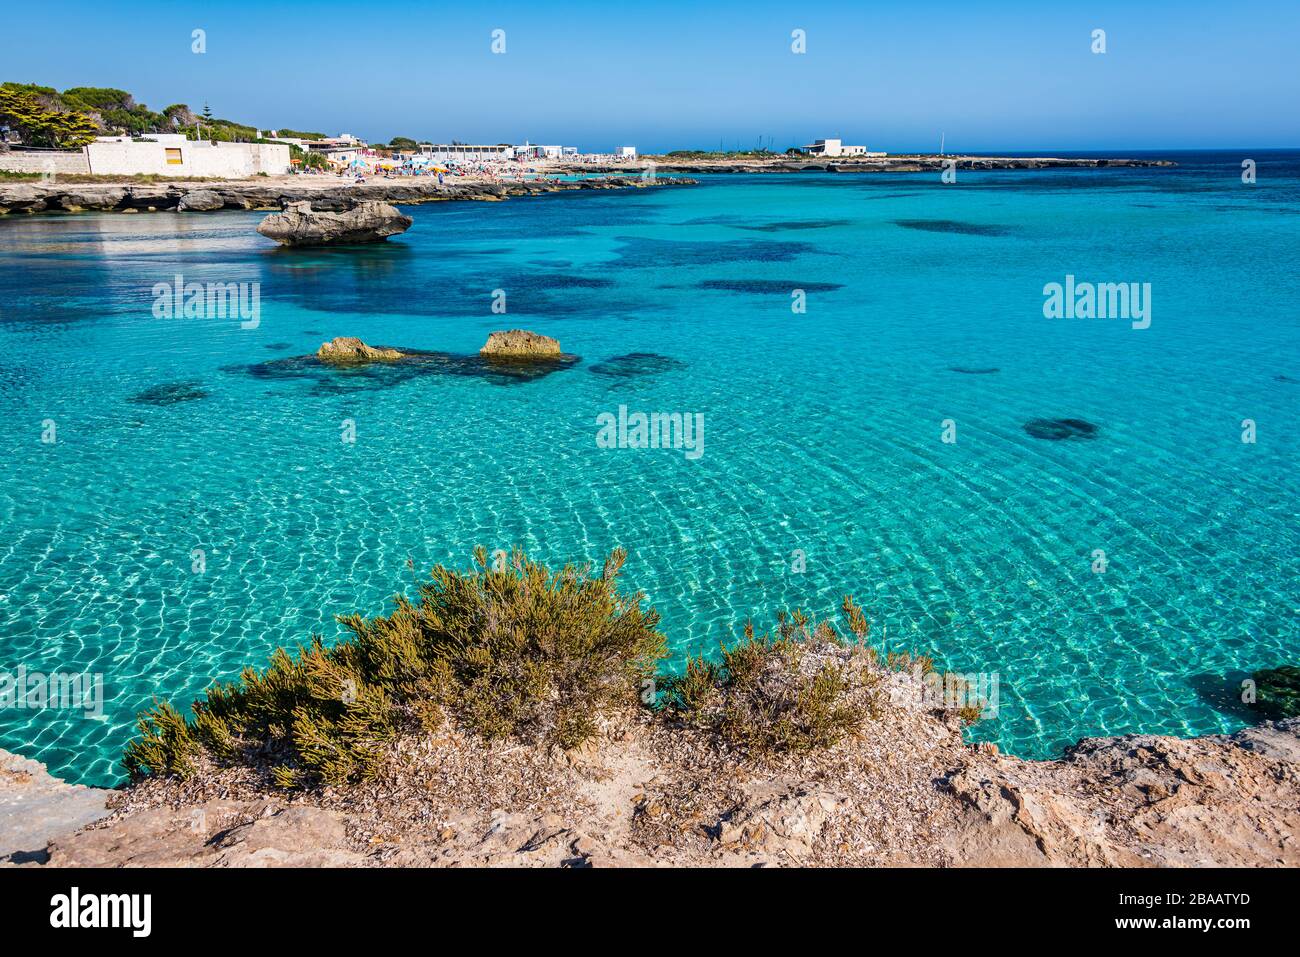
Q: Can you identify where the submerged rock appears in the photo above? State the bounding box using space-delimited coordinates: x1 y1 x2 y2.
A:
480 329 562 358
316 336 404 364
1023 418 1099 441
1253 666 1300 719
697 279 843 293
127 381 210 405
257 200 413 247
893 219 1013 236
589 352 686 379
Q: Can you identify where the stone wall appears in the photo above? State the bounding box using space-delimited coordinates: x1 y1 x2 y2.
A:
0 151 91 175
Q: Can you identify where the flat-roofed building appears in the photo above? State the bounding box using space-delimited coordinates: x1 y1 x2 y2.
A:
419 144 515 162
307 142 361 167
801 138 883 157
85 135 290 176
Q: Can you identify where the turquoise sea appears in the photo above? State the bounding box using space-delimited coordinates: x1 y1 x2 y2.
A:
2 151 1298 786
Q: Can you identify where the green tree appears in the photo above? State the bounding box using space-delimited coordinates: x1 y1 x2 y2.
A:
0 87 98 148
275 128 325 140
62 86 133 111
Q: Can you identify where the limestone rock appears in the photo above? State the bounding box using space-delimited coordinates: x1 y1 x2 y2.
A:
0 749 114 863
942 719 1300 867
316 336 404 364
54 188 126 211
715 788 846 858
209 806 365 867
44 800 365 868
0 184 51 213
177 189 225 212
480 329 562 358
256 200 412 246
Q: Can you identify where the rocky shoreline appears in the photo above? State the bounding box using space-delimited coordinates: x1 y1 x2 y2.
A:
0 175 696 216
5 682 1295 868
561 155 1176 175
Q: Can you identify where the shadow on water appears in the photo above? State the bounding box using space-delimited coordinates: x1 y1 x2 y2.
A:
1188 671 1261 723
893 219 1016 236
697 279 842 294
607 236 817 268
223 349 580 395
675 214 852 232
257 242 642 319
1023 418 1099 440
588 353 686 382
127 381 210 405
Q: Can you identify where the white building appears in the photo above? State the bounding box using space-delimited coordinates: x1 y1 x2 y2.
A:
307 143 361 167
86 135 290 177
513 143 571 160
419 144 515 162
801 138 883 158
618 146 637 158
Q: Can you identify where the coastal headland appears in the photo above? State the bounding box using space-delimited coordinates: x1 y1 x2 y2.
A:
0 173 696 216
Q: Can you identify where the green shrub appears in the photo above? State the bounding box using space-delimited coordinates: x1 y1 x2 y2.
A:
659 596 880 754
124 548 665 787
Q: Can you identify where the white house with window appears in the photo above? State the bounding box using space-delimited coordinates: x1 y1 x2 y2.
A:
800 138 883 158
86 134 290 176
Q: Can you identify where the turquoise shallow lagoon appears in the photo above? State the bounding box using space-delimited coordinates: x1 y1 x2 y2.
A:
2 151 1298 786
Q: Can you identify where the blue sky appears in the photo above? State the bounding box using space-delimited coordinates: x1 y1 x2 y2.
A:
8 0 1299 152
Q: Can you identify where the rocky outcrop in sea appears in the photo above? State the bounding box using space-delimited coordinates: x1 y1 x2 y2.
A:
480 330 563 358
316 336 406 363
258 201 413 246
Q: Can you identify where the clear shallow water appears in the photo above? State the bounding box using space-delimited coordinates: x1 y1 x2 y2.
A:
2 151 1297 786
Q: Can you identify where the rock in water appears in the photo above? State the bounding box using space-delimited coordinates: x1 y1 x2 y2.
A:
177 189 225 212
480 330 562 358
1023 418 1099 441
257 200 413 246
317 337 404 364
